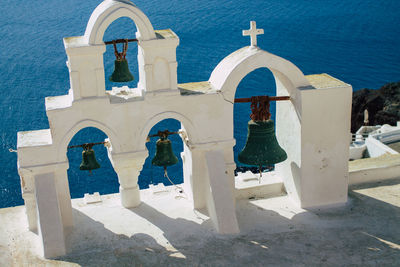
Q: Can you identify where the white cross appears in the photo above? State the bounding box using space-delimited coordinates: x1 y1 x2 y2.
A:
242 21 264 47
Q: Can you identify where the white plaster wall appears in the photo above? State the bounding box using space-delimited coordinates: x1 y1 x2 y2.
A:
275 96 302 204
349 164 400 185
299 86 352 208
365 137 398 157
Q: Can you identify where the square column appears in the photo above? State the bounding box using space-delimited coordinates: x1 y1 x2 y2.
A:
137 30 179 93
19 160 73 231
64 37 106 100
18 168 38 233
34 172 66 258
299 85 352 208
181 143 206 209
276 74 352 209
182 139 239 234
205 150 239 234
54 165 73 230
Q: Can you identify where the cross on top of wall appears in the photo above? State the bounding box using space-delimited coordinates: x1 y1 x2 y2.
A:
242 21 264 47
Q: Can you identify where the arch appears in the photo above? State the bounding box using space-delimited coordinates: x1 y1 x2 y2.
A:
209 47 312 104
57 119 123 162
84 0 156 45
137 111 198 151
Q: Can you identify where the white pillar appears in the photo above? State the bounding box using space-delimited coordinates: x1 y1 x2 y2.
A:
22 192 37 232
108 150 148 208
182 143 207 209
34 172 66 258
205 150 239 234
54 164 73 230
64 40 106 100
182 139 238 233
276 82 352 209
298 86 352 208
137 33 180 93
18 168 38 233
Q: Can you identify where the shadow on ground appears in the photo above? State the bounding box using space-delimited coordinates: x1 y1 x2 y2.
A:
55 180 400 266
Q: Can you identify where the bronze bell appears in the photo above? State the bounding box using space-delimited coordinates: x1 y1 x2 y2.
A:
79 148 100 171
109 59 134 82
234 95 291 180
151 137 178 168
109 39 134 83
238 119 287 167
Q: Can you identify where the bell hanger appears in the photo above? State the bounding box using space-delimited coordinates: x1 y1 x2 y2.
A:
109 39 134 82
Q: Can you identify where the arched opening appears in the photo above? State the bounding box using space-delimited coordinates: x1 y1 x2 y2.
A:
67 127 119 198
233 67 281 173
103 17 139 91
138 119 184 189
210 48 310 201
84 1 156 45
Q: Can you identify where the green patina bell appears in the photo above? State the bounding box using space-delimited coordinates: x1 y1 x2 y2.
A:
109 59 134 83
238 120 287 166
80 149 101 171
152 138 179 167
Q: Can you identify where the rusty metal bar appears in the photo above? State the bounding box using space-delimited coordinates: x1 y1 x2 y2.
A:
68 141 107 149
148 130 180 138
104 38 138 45
234 96 290 103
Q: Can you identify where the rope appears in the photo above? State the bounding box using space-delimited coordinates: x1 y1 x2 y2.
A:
162 167 206 220
163 167 186 199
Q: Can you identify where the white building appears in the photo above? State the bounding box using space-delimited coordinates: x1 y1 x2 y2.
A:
16 0 352 258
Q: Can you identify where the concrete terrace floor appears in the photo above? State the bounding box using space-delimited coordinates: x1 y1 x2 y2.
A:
1 178 400 266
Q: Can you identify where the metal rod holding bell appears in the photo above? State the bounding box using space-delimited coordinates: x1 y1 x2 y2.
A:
234 95 290 103
235 95 290 182
104 38 138 45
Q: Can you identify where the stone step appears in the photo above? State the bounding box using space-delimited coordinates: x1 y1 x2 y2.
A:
235 171 286 200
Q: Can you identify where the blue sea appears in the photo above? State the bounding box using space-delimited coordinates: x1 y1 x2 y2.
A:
1 0 399 208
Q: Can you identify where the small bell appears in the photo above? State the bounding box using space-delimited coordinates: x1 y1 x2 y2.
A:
109 59 134 82
238 119 287 167
109 39 134 83
79 148 100 171
152 137 179 168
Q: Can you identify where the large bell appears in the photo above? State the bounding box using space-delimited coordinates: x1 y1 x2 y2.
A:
79 149 101 171
152 138 179 167
109 59 134 83
238 120 287 166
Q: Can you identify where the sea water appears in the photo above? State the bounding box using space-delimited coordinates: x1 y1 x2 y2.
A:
1 0 399 208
